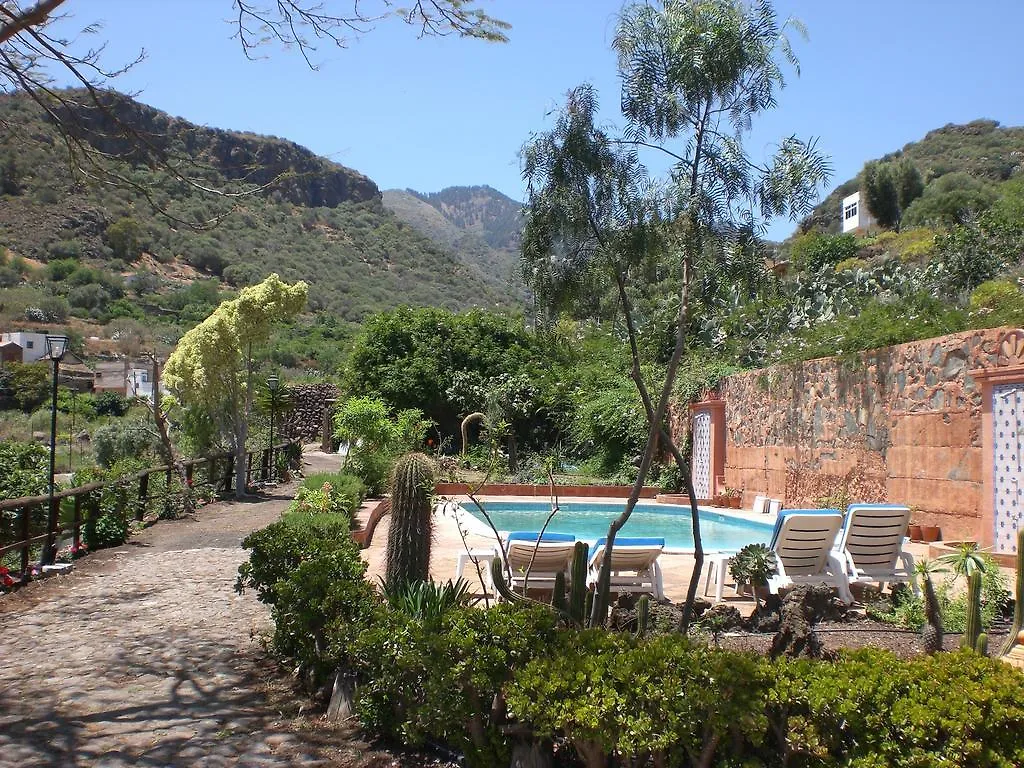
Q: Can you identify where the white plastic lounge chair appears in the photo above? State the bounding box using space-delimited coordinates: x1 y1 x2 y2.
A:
586 537 665 599
503 532 576 593
768 510 853 604
836 503 918 595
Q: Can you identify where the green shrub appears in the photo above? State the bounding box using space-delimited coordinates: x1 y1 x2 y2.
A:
969 278 1024 327
92 418 156 468
790 231 860 273
298 471 364 518
93 391 130 417
354 602 557 766
236 511 375 686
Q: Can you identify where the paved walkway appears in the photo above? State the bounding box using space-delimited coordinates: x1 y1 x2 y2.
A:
0 451 400 768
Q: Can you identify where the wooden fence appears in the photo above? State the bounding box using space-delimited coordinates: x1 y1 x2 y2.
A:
0 440 299 584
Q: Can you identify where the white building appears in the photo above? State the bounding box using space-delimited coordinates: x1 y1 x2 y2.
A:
0 331 50 362
126 366 156 401
841 191 876 233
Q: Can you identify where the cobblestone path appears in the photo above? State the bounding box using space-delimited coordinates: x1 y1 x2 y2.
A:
0 451 401 768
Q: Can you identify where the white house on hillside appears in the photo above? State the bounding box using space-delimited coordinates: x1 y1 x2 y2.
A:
841 191 876 233
0 331 50 362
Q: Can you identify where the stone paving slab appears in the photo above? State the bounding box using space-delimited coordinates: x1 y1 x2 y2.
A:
0 451 405 768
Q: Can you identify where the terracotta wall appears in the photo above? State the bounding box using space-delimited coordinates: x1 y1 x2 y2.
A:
700 327 1014 540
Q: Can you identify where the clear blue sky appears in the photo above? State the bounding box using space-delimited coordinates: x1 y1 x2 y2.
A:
52 1 1024 240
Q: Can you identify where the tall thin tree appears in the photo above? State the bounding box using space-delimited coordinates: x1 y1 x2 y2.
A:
521 0 831 629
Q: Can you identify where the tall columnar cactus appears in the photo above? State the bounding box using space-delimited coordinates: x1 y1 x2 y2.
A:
491 557 527 605
568 541 589 625
921 572 944 655
385 452 437 590
975 632 988 655
962 569 983 652
1000 529 1024 656
552 571 567 613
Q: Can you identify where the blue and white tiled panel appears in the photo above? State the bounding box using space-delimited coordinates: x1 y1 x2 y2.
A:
992 383 1023 554
692 410 712 501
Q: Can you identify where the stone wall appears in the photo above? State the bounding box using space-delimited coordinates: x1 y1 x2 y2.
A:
709 327 1012 540
282 383 341 441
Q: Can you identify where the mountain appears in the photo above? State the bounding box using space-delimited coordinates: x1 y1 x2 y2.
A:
799 119 1024 234
0 90 514 327
383 185 524 293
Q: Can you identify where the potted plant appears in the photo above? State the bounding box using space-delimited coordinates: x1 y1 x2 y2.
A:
723 487 742 508
729 543 775 605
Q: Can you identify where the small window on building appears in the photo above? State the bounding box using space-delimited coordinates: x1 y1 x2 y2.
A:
141 373 149 383
843 202 858 220
26 340 34 349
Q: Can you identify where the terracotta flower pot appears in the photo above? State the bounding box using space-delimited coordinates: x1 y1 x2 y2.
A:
907 524 923 542
729 497 741 509
920 525 941 543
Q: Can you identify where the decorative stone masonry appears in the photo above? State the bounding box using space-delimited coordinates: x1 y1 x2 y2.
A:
676 327 1022 542
281 383 341 441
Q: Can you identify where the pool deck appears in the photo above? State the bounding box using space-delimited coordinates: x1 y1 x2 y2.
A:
356 495 939 613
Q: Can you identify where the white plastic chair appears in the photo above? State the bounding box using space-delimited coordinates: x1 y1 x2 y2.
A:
836 503 918 595
768 510 853 604
586 537 665 599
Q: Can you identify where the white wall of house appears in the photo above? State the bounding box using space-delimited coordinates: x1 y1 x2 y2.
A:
841 191 876 233
126 367 155 401
0 331 50 362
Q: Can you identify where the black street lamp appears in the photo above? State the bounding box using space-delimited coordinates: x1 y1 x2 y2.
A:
267 374 279 482
42 334 69 565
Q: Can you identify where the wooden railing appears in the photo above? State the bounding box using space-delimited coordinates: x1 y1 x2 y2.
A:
0 440 299 584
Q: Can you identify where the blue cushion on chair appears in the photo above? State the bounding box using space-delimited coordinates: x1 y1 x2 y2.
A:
594 537 665 548
506 531 575 543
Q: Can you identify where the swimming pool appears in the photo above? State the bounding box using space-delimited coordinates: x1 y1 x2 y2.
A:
461 500 774 551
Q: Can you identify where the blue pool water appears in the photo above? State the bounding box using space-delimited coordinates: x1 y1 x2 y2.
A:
462 500 774 551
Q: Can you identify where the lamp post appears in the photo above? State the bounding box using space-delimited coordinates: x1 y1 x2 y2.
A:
267 374 279 482
42 334 69 565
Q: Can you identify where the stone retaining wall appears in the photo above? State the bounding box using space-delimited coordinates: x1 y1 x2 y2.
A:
282 382 340 441
707 327 1012 540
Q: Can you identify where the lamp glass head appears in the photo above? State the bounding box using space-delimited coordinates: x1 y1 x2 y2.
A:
45 335 70 361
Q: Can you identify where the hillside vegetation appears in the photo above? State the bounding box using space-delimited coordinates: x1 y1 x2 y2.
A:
0 91 513 353
800 119 1024 234
383 185 524 294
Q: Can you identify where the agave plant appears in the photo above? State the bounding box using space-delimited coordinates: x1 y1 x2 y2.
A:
382 578 471 627
937 541 988 581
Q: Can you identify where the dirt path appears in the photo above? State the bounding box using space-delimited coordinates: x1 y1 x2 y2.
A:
0 450 409 768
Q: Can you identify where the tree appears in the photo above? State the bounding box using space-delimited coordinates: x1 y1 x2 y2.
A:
105 217 143 262
521 0 830 629
162 273 307 497
0 2 508 216
862 157 923 230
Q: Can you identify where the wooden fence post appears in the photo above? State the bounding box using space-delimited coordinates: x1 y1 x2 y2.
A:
73 494 82 550
19 502 31 577
137 473 149 521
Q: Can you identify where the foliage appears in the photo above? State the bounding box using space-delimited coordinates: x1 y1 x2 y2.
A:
507 630 767 768
902 171 999 227
729 543 775 587
163 274 307 494
862 157 923 228
333 396 430 494
236 511 376 686
789 232 860 273
73 458 149 549
969 278 1024 327
353 602 557 766
1 362 49 411
0 441 48 548
295 472 364 519
381 579 471 629
91 418 156 468
93 391 131 417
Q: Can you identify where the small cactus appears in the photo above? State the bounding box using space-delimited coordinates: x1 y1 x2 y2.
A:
568 541 589 625
1000 530 1024 657
975 632 988 655
491 557 527 604
921 570 944 655
552 571 567 613
385 452 436 590
962 569 983 651
636 594 650 637
584 590 594 627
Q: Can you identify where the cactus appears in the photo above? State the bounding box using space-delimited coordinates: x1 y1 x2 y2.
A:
491 557 527 604
568 541 589 625
552 571 567 613
1000 530 1024 656
584 590 594 627
962 569 983 651
636 595 650 637
385 452 437 590
921 572 944 655
975 632 988 655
